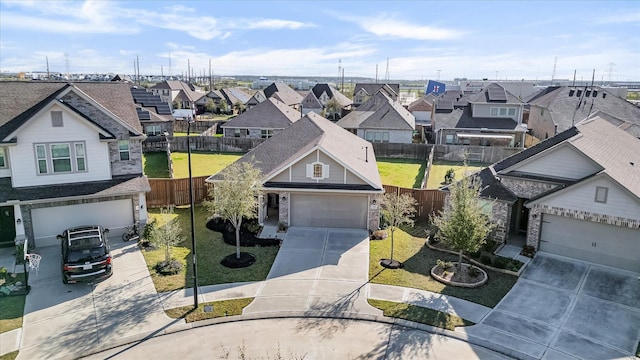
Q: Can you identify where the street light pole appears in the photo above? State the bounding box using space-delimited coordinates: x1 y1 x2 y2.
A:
187 115 198 308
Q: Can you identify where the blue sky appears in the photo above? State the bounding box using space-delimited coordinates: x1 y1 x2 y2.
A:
1 0 639 81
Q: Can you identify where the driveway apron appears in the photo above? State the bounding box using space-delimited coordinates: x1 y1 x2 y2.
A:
459 253 640 360
243 226 382 316
16 240 173 360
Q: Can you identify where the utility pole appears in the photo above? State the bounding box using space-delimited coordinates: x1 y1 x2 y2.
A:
385 58 390 82
168 53 172 79
161 65 164 81
46 56 50 80
187 59 191 84
209 59 212 90
136 55 140 85
551 56 557 84
375 64 378 83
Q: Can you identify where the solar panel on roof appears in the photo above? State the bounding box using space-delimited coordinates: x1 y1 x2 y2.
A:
438 100 454 110
137 110 151 121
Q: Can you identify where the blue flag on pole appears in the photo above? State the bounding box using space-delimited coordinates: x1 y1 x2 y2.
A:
425 80 446 95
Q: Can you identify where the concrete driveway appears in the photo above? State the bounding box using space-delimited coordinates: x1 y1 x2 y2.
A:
462 253 640 359
16 238 174 360
243 226 382 316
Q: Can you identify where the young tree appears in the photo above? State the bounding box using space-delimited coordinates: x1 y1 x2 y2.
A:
218 99 228 114
206 161 262 259
150 207 184 263
431 174 495 270
205 98 216 114
324 98 342 120
380 193 417 268
233 101 246 114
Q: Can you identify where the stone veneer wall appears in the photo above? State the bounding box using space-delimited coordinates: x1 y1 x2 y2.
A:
368 194 382 230
21 194 138 248
525 204 640 249
500 177 559 199
278 192 290 226
490 201 512 242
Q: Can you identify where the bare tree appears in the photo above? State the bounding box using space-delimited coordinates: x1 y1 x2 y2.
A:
206 161 262 259
380 193 417 268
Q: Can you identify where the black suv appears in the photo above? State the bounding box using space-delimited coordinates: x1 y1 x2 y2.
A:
59 225 113 284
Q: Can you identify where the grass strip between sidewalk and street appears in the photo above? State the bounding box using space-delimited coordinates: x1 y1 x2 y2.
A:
368 299 474 330
165 298 254 322
0 285 26 334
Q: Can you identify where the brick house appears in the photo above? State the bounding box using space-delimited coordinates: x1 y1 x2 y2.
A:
221 98 302 139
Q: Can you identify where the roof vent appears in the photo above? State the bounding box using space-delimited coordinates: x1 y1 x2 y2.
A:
592 90 598 97
602 93 607 99
585 90 591 97
576 90 583 97
569 89 575 97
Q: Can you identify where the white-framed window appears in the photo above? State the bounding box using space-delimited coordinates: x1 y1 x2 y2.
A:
118 140 130 161
261 129 273 139
234 129 241 137
306 161 329 180
365 132 373 141
490 107 517 118
490 107 499 116
365 131 390 143
145 125 163 136
595 187 608 203
34 142 87 174
51 111 63 127
508 108 516 117
445 134 454 144
0 148 6 168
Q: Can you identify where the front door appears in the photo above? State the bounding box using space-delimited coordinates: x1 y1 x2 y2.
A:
519 204 530 234
0 206 16 246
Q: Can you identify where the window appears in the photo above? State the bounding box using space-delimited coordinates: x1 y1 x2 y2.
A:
0 148 6 168
508 108 516 117
365 131 390 143
365 132 373 141
491 107 517 118
51 144 72 172
118 140 130 161
490 108 499 116
445 134 454 144
595 187 608 203
499 108 507 116
261 129 273 139
478 199 493 216
541 108 545 116
35 142 86 174
145 125 162 136
234 129 241 137
313 163 322 178
51 111 63 127
75 143 86 171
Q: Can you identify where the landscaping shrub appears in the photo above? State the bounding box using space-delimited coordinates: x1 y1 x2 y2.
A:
481 239 496 252
492 256 509 269
444 168 455 184
371 230 388 240
155 259 183 275
521 245 536 257
436 259 453 270
469 266 481 277
480 255 492 265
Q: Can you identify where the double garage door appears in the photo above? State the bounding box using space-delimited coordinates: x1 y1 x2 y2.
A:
290 194 368 229
540 214 640 272
32 199 134 247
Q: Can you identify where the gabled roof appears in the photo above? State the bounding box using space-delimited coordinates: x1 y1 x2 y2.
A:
407 96 435 112
247 90 266 105
221 87 252 105
527 86 640 133
209 112 382 190
221 98 301 129
310 83 353 107
336 92 415 130
263 82 303 106
301 91 323 109
0 82 143 141
150 80 203 102
353 83 400 100
468 83 524 105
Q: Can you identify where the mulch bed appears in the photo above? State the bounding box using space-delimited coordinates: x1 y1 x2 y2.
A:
206 218 279 247
432 264 484 284
220 252 256 268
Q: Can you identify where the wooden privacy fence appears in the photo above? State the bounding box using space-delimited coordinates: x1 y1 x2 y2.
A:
147 176 212 207
383 185 445 219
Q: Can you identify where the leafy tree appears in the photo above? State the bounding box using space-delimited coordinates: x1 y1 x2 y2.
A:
172 100 182 109
206 161 262 259
233 101 246 114
205 98 216 113
150 207 184 263
380 193 417 267
324 98 342 120
431 173 496 270
218 99 228 114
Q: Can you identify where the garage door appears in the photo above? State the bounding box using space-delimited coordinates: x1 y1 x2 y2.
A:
290 194 368 229
540 214 640 272
32 199 134 247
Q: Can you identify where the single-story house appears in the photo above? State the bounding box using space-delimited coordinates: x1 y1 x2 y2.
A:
221 98 302 139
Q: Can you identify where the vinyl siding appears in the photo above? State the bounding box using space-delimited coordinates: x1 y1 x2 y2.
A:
514 145 600 180
11 104 111 187
472 103 521 122
539 177 640 220
289 150 344 183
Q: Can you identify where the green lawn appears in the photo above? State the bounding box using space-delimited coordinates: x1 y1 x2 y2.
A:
143 151 242 179
0 293 25 334
165 298 254 322
0 351 18 360
426 161 488 189
377 158 426 188
142 205 279 293
368 299 473 330
369 224 517 308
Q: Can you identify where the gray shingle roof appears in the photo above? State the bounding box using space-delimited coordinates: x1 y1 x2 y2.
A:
150 80 203 102
0 175 150 203
210 112 382 190
310 84 353 107
0 82 143 141
528 86 640 133
263 82 303 106
433 107 520 132
468 83 524 104
221 98 301 129
337 92 415 130
353 83 400 99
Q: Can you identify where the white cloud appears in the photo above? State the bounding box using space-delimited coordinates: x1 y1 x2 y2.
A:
343 15 465 40
596 12 640 24
247 19 315 30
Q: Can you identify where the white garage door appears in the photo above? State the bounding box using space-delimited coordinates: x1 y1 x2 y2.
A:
540 214 640 272
290 194 368 229
32 199 134 247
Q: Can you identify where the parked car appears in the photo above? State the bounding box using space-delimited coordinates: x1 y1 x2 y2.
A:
59 225 113 284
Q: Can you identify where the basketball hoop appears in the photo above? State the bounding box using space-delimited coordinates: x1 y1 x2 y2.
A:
26 254 42 276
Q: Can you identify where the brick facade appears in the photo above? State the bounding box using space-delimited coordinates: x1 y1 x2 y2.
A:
500 177 559 199
368 194 381 230
278 192 290 226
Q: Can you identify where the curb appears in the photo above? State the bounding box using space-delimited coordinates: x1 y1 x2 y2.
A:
74 312 537 360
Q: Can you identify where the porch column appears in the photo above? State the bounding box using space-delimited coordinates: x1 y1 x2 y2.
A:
526 206 542 249
279 192 290 226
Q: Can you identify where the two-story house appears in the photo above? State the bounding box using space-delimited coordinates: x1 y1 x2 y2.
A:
336 92 415 144
352 83 400 107
130 87 174 137
525 85 640 140
149 80 204 111
300 83 353 119
0 82 149 248
433 84 526 147
263 82 303 110
221 98 302 139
